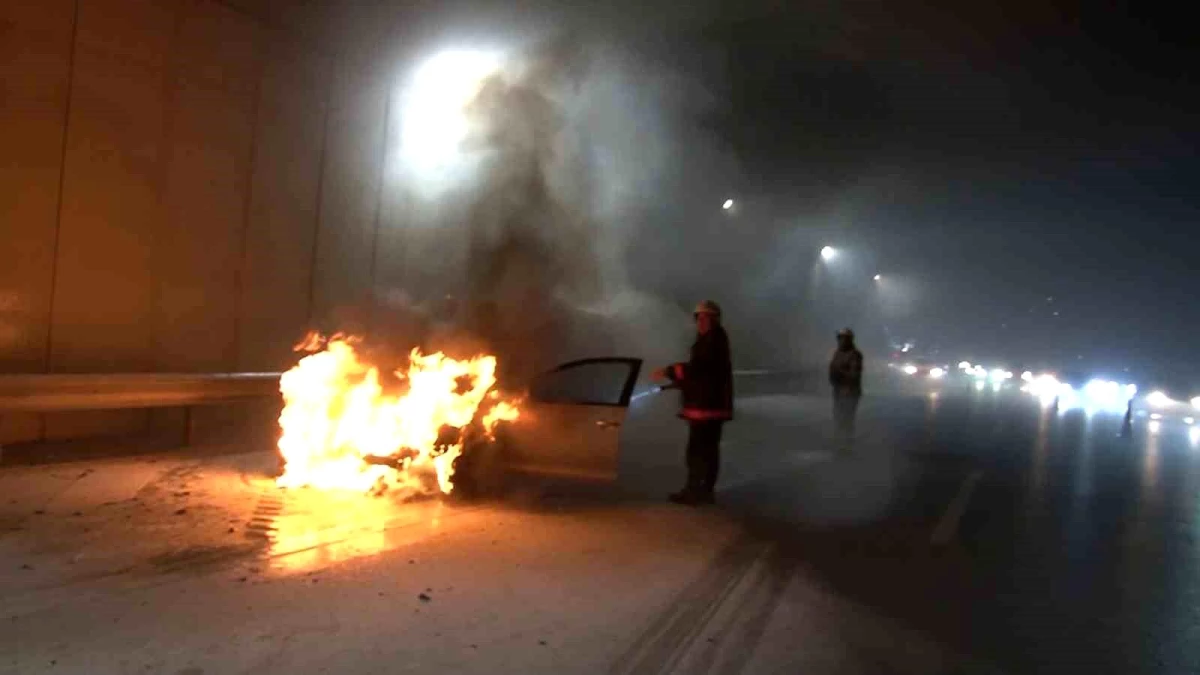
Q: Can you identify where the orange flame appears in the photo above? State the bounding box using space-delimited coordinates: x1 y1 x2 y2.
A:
276 334 519 495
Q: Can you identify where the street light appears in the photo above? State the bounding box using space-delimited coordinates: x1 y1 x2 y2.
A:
820 246 837 261
873 273 882 281
722 198 734 210
400 49 503 173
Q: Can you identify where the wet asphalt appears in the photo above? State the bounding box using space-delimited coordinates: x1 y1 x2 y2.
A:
693 374 1200 675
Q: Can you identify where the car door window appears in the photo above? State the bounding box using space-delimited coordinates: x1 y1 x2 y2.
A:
529 358 642 407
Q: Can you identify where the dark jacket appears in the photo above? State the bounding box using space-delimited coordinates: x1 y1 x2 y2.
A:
666 325 734 421
829 346 864 396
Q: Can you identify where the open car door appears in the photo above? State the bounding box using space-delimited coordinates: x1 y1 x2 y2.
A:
500 358 643 482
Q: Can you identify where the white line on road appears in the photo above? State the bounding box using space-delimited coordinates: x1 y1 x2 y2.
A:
931 470 983 545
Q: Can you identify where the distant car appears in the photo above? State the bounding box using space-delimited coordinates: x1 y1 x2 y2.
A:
451 357 644 498
891 359 949 381
1138 384 1197 421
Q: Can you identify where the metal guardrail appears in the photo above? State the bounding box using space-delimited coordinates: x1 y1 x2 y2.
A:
0 373 283 412
0 369 819 413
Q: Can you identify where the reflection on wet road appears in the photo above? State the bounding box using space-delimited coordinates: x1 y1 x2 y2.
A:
632 376 1200 674
875 381 1200 675
259 488 491 575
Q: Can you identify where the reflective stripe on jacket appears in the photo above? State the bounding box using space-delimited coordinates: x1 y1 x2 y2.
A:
667 325 734 422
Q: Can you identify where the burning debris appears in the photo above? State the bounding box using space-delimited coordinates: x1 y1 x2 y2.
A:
275 332 519 497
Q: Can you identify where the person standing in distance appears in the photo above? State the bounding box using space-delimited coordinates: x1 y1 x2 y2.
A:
651 300 734 505
828 328 864 449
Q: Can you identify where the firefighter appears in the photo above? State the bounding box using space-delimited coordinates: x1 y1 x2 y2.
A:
652 300 734 505
829 327 864 449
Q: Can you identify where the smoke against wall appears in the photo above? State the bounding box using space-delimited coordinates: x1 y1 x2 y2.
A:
372 34 695 383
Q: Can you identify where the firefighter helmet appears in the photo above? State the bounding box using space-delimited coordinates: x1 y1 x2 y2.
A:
693 300 722 317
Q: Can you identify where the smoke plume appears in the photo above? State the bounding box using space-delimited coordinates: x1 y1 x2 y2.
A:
374 33 700 384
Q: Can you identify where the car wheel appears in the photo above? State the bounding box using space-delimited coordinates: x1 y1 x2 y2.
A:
453 435 508 501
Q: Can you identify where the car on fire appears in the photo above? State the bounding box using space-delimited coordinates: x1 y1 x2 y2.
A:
451 357 644 498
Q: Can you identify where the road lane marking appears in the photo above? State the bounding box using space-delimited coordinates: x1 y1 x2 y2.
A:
931 470 983 545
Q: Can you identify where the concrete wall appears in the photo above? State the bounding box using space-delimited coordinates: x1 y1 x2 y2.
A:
0 0 396 445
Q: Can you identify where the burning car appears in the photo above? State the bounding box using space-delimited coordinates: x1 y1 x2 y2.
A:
274 333 642 500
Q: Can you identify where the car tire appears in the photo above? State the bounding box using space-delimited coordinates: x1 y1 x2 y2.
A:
453 435 508 501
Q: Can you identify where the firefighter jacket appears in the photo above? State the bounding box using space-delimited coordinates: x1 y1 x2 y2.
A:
666 325 734 421
829 346 864 396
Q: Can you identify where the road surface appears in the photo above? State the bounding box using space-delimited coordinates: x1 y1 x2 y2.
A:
2 375 1196 674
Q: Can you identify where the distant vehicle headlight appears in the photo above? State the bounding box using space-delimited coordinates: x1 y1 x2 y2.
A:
903 364 918 375
929 367 946 379
1079 379 1130 413
1147 391 1173 408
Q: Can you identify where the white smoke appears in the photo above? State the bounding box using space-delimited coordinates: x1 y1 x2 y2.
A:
375 33 714 381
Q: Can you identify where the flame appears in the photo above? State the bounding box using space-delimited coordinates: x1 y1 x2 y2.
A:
276 334 519 495
292 330 327 352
